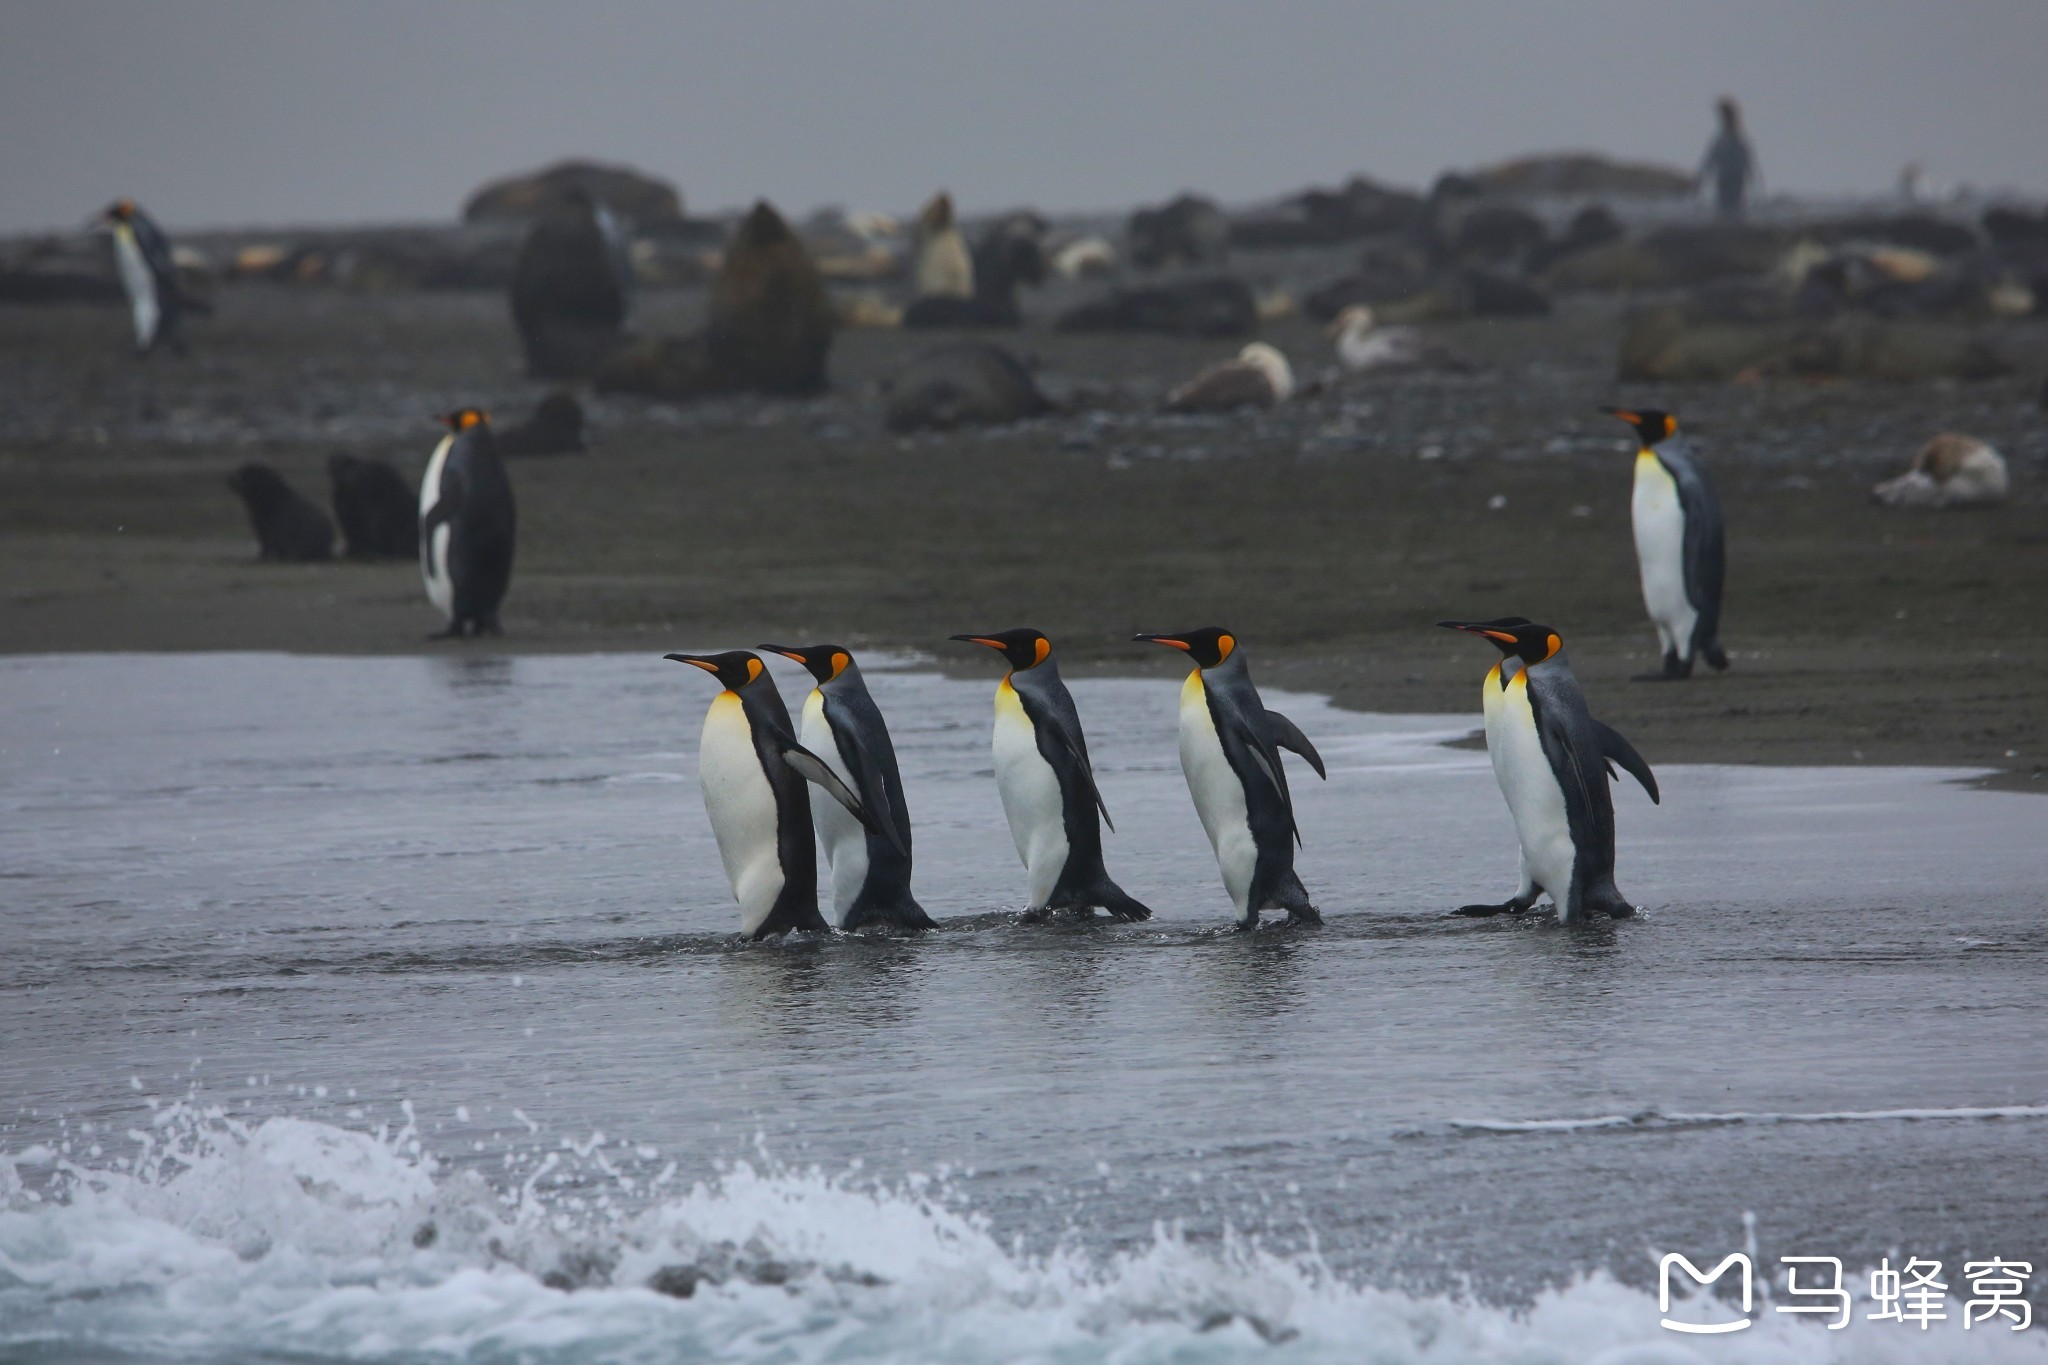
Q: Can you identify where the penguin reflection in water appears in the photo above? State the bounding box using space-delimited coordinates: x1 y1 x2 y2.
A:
760 644 934 931
1135 629 1326 928
667 651 884 940
951 630 1152 922
1439 620 1659 922
1603 407 1728 681
419 409 516 638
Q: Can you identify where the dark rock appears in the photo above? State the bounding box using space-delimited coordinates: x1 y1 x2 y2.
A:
1619 304 2013 382
884 342 1053 432
1470 153 1693 198
326 453 415 559
510 190 631 379
495 391 587 456
1055 276 1257 338
1228 176 1425 248
464 160 682 225
648 1266 702 1299
1449 204 1547 264
1462 269 1551 317
227 464 333 562
1548 222 1795 291
1127 195 1229 270
1302 251 1433 322
1983 206 2048 248
1526 204 1624 272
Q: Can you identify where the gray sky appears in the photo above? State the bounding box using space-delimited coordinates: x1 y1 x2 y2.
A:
2 0 2043 233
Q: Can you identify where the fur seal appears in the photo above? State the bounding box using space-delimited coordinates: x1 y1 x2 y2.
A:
911 192 975 300
1872 433 2008 508
495 391 586 457
1127 194 1229 270
226 464 333 562
326 453 416 559
510 187 631 378
885 341 1053 432
903 214 1048 328
1163 343 1294 412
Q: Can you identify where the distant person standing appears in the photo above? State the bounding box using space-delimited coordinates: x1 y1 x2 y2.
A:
1697 97 1758 218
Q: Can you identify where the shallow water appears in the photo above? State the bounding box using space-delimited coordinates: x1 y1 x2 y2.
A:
2 651 2045 1363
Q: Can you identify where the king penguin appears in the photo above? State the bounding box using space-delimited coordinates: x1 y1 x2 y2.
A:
760 644 934 932
1603 407 1728 680
418 408 517 637
666 650 878 940
1135 628 1327 929
97 200 203 355
1438 619 1660 922
950 629 1151 921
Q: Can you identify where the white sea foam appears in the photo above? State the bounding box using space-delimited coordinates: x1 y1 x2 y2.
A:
3 1106 2043 1364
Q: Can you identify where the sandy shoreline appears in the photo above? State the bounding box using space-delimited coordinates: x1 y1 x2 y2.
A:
3 287 2044 791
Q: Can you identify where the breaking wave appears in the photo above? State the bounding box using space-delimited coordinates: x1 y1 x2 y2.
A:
1 1102 2042 1364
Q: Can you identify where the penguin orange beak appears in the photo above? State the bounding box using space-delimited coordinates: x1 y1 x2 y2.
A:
949 634 1007 652
1436 621 1518 645
1600 406 1640 425
663 653 720 673
1133 633 1192 651
757 644 809 664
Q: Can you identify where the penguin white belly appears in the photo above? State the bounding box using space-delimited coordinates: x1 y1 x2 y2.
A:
418 435 455 617
992 679 1068 910
1177 671 1256 917
111 227 159 351
801 690 868 924
1632 454 1695 656
1495 675 1576 906
697 693 786 936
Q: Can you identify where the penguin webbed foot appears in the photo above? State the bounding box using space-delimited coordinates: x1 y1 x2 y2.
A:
1453 896 1539 918
1704 645 1730 672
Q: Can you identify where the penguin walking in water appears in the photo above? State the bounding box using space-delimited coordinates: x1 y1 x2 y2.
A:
1603 407 1728 680
418 409 516 637
759 644 934 932
666 650 880 940
97 200 206 355
950 630 1151 922
1438 619 1660 922
1134 628 1327 929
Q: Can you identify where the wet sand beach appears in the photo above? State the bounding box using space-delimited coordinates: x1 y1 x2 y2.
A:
2 283 2044 785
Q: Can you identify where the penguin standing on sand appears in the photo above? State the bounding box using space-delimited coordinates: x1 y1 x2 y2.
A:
1603 407 1728 680
1134 628 1327 929
760 644 934 931
950 630 1151 921
1438 619 1659 922
97 200 204 354
418 409 516 637
666 650 879 940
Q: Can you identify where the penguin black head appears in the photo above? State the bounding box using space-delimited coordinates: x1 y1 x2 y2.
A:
949 628 1050 671
1601 406 1677 447
1437 617 1561 664
760 643 854 684
665 650 766 692
440 407 491 432
1133 627 1237 668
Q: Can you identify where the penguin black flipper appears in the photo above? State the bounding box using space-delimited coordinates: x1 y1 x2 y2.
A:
1041 693 1116 833
832 722 910 856
1264 710 1327 780
1666 445 1729 671
1590 719 1659 804
776 742 880 836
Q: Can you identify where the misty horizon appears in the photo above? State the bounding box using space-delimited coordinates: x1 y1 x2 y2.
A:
3 0 2045 235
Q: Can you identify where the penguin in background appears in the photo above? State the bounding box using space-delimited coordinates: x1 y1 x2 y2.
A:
1438 619 1659 922
1134 628 1327 929
950 629 1151 922
666 650 878 940
418 408 516 637
96 200 207 355
1603 407 1728 680
759 644 934 932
